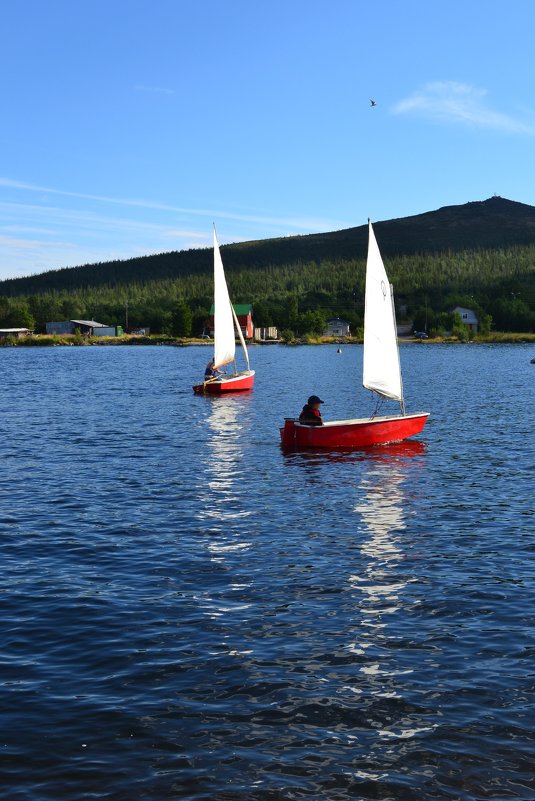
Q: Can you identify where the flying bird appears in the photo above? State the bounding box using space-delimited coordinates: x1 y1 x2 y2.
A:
370 99 377 107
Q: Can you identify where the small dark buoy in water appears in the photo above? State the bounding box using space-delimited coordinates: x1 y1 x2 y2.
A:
531 356 535 364
337 348 342 353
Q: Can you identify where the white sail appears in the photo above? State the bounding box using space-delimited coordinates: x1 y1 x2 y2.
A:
362 221 403 402
212 227 236 369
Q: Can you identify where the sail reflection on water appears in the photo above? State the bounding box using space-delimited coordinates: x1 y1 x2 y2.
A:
350 443 426 610
194 396 255 635
346 443 427 671
196 395 254 539
347 443 440 741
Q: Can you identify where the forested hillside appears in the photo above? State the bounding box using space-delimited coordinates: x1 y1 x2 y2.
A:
1 196 534 334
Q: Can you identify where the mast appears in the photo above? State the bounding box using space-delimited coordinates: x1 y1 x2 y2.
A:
389 282 405 415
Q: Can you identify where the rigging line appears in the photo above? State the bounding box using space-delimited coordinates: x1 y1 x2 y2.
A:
369 392 384 421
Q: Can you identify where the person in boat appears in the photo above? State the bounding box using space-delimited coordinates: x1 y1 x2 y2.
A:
205 358 225 381
299 395 324 426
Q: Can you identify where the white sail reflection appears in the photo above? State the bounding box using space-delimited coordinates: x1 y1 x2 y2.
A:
345 450 425 691
195 396 255 575
199 396 253 523
350 461 409 616
352 454 417 602
189 397 258 660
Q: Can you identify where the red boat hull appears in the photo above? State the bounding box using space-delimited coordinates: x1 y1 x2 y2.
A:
280 412 429 449
193 370 255 394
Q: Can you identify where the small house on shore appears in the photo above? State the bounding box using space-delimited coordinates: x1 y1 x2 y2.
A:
208 304 254 339
46 319 116 336
452 307 479 333
324 318 351 337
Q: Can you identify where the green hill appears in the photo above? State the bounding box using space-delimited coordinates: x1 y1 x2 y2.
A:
0 196 534 335
2 195 535 296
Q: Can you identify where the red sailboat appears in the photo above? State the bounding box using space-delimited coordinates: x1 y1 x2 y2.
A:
280 220 429 448
193 227 255 395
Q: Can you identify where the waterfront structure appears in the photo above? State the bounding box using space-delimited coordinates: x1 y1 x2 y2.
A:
452 306 479 333
93 326 123 337
208 303 254 340
324 318 351 337
46 320 110 336
0 328 31 339
254 326 278 341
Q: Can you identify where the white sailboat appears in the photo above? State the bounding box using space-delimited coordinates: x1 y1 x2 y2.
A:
193 226 255 394
281 220 429 447
363 219 404 411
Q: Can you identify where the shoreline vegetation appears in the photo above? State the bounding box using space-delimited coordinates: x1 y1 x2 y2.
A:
1 332 535 348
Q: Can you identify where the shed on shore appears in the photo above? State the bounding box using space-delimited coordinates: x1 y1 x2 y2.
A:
46 319 109 336
0 328 31 339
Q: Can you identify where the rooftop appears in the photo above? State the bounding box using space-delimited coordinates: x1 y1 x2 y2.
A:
209 304 252 316
70 319 107 327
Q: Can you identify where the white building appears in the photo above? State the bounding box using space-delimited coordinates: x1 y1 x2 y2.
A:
253 326 278 341
452 306 479 333
324 318 351 337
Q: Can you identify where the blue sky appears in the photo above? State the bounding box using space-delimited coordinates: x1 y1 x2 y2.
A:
1 0 535 280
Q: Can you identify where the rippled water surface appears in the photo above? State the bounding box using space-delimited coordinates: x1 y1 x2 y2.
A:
1 343 534 800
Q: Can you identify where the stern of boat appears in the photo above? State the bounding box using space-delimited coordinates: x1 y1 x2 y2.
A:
280 418 297 448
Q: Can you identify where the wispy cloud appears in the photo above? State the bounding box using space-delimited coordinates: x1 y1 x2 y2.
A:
0 234 41 250
0 199 211 277
392 81 535 134
0 178 350 279
0 177 346 232
0 231 126 277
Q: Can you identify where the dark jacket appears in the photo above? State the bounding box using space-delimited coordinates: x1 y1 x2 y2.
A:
299 404 323 426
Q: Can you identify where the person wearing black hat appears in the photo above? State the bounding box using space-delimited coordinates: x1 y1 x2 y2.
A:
299 395 324 426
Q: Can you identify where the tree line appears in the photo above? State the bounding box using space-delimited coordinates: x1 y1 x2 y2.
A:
0 244 534 335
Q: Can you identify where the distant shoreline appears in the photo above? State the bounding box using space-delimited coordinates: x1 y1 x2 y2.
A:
1 332 534 348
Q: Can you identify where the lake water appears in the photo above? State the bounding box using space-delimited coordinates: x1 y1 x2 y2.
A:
1 343 534 800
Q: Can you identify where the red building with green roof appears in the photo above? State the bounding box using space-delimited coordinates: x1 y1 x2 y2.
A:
208 303 254 339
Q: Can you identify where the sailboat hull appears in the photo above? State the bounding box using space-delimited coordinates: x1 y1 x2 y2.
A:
193 370 255 394
280 412 429 449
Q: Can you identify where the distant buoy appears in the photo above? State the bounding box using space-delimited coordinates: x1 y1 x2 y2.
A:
531 357 535 364
337 348 342 353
